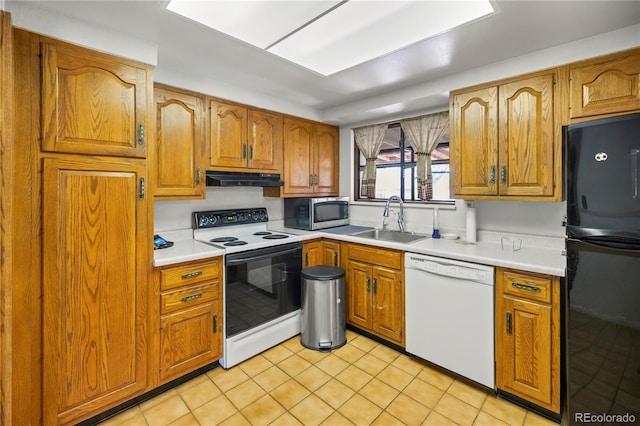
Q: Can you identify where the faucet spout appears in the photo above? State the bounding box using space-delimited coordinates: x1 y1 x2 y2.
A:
382 195 405 232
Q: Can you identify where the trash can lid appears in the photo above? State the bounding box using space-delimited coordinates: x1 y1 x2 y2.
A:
301 265 345 280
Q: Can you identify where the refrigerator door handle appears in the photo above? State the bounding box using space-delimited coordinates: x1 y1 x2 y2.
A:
568 237 640 254
632 148 639 199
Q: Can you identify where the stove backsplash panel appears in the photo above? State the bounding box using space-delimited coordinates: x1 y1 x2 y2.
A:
154 187 284 232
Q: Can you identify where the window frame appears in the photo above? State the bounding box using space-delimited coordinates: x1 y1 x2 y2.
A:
353 122 453 205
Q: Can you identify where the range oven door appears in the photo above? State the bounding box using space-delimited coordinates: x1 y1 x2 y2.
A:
224 242 302 338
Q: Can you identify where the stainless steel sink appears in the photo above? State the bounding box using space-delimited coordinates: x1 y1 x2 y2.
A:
352 229 429 243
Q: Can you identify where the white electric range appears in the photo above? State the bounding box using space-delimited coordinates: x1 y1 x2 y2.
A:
193 208 304 368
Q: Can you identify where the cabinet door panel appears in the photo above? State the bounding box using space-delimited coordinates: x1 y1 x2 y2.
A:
451 87 498 196
283 117 314 194
248 109 282 172
209 101 247 168
315 123 339 195
154 87 205 198
42 157 148 425
303 241 323 268
160 302 221 383
346 260 372 330
371 267 403 345
323 241 341 267
42 43 149 158
570 50 640 118
499 74 554 196
499 297 552 406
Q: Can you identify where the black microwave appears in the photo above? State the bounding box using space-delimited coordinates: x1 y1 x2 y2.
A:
284 197 349 230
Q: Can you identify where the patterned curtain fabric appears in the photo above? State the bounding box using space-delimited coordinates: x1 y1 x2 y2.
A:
400 112 449 200
353 124 387 198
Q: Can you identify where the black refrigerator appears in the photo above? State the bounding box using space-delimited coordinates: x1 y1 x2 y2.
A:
564 112 640 425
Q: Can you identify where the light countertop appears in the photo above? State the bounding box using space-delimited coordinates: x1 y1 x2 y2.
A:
153 226 566 277
153 229 224 267
270 226 567 277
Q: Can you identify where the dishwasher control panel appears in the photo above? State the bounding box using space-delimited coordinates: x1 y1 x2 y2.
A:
405 254 494 284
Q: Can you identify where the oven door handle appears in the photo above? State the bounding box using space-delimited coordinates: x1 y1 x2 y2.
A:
225 245 301 266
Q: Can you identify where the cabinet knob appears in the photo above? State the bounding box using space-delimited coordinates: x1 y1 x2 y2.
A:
489 165 496 184
501 165 507 184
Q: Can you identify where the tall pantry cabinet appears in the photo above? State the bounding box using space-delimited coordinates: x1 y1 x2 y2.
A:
12 29 153 425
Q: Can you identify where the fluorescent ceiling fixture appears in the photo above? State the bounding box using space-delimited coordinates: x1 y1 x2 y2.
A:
166 0 496 76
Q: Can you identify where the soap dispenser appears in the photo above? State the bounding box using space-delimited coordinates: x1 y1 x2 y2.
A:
432 208 440 239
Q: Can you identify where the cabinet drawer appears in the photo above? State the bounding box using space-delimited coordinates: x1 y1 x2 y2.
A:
161 284 219 314
347 244 402 270
502 270 552 304
160 259 221 291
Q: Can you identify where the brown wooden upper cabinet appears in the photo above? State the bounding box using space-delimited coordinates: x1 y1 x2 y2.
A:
569 47 640 119
209 99 283 173
154 84 206 199
265 117 339 197
450 70 561 201
41 41 151 158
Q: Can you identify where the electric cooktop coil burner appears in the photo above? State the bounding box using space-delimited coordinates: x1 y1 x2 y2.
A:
263 234 289 240
224 241 248 246
210 236 238 243
253 231 272 236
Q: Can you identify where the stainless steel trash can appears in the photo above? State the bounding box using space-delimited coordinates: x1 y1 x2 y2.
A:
300 265 346 351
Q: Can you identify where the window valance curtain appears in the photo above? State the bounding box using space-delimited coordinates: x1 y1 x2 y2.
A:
400 111 449 200
353 124 387 198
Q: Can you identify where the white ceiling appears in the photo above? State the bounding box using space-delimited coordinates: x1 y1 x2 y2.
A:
6 1 640 125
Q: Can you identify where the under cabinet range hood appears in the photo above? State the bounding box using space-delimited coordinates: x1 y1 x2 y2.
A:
205 171 284 187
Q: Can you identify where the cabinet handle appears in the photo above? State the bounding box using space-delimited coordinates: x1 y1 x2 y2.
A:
138 177 145 200
249 145 253 160
213 314 218 333
501 164 507 184
511 282 541 293
489 165 496 184
333 252 338 266
195 167 201 185
242 144 247 159
137 122 145 145
366 276 371 292
305 252 309 267
506 312 512 335
314 174 318 186
373 277 377 294
181 292 203 303
181 271 203 280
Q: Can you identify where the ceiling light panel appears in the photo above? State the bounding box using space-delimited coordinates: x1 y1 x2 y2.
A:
269 0 495 75
166 0 343 48
166 0 495 76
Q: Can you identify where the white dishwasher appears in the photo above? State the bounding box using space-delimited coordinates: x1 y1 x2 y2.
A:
405 252 495 388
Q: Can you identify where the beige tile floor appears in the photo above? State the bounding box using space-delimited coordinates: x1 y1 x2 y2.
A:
100 330 558 426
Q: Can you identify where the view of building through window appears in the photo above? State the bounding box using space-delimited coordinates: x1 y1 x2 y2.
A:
356 123 452 202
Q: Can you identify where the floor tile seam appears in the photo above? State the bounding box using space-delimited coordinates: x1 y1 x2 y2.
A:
177 377 228 413
431 390 489 426
372 409 409 426
171 388 208 425
285 394 338 426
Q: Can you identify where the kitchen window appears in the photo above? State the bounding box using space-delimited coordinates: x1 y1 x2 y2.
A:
355 122 452 203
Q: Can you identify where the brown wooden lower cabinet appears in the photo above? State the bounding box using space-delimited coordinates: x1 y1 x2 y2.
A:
495 267 561 413
344 243 405 346
302 239 341 268
157 257 223 384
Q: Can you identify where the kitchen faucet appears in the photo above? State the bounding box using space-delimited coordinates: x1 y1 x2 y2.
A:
382 195 405 232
